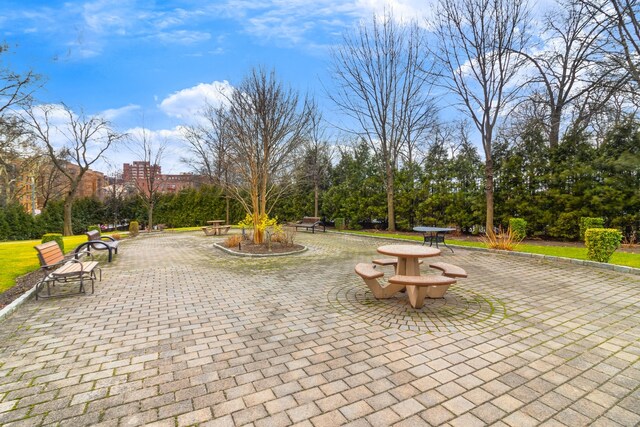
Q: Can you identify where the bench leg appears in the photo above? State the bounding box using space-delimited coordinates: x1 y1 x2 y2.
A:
425 284 451 299
406 285 429 308
364 278 404 299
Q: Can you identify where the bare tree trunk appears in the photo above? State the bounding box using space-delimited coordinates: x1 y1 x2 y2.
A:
386 163 396 231
148 202 154 232
314 182 319 218
549 107 562 150
225 196 230 225
485 157 495 236
63 193 74 236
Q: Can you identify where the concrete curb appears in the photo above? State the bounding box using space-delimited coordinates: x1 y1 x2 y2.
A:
0 282 38 322
331 230 640 276
213 242 308 257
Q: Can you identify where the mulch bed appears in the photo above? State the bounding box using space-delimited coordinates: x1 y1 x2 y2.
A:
0 270 43 310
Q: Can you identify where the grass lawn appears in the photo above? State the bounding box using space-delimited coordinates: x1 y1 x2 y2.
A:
342 230 640 269
0 235 90 294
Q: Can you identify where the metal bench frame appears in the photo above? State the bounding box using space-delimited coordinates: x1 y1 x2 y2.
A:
34 241 101 300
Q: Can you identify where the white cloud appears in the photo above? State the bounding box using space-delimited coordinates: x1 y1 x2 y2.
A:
216 0 434 47
158 81 234 121
100 104 141 121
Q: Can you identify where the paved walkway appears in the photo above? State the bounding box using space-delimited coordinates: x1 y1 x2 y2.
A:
0 231 638 426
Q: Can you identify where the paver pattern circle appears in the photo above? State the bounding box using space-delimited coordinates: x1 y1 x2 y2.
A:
327 280 507 332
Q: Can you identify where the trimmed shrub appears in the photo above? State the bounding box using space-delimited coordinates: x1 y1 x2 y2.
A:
88 225 100 232
580 217 604 241
585 228 622 263
509 218 527 241
42 233 64 253
334 218 345 231
129 221 139 237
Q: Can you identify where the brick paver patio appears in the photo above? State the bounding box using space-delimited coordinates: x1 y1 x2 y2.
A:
0 231 638 426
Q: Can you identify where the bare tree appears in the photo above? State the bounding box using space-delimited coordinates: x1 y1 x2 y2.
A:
182 104 233 223
329 11 436 231
130 128 166 232
0 43 40 116
579 0 640 85
432 0 530 234
24 104 124 235
220 68 310 244
0 44 41 208
517 0 625 149
302 104 333 218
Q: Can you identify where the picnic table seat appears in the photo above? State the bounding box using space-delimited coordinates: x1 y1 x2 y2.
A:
388 274 457 308
428 262 467 278
74 230 119 262
291 217 325 233
34 241 101 299
355 263 404 299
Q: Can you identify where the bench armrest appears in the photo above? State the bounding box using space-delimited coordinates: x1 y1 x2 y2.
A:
100 236 117 242
74 240 112 256
74 249 96 261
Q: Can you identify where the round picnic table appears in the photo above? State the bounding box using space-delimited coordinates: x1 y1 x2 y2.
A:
376 244 440 276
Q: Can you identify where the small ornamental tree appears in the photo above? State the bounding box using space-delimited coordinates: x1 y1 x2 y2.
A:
585 228 622 263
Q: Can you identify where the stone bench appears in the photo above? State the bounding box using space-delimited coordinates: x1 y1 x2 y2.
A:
388 274 457 308
429 262 467 278
354 263 404 299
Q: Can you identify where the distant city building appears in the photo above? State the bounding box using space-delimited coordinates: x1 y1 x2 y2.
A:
122 161 202 195
13 160 107 214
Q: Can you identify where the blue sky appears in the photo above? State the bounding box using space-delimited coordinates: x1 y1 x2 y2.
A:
4 0 437 173
3 0 557 174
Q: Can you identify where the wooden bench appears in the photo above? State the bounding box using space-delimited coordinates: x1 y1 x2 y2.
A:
292 217 325 233
428 262 467 278
355 263 405 299
389 274 457 308
34 241 101 299
74 230 119 262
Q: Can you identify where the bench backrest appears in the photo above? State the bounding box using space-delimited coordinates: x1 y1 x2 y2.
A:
34 241 64 267
86 230 100 240
302 217 320 224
